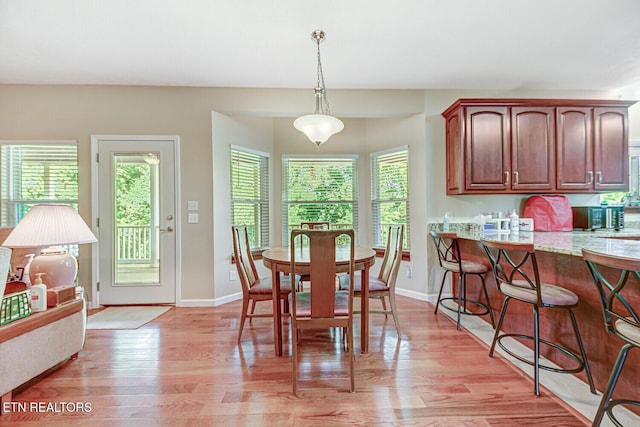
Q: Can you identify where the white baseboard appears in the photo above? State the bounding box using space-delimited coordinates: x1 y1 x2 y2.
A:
178 292 241 307
395 287 439 304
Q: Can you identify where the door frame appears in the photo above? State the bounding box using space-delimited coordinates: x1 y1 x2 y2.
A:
90 135 181 308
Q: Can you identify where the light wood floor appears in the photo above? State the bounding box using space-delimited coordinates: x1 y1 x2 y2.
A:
4 296 590 426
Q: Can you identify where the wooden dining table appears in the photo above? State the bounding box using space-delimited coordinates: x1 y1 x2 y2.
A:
262 245 376 357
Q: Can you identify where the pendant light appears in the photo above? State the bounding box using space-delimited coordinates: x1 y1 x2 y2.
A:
294 30 344 149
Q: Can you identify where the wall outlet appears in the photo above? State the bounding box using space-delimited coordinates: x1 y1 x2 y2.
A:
229 270 238 281
187 200 199 211
188 213 199 223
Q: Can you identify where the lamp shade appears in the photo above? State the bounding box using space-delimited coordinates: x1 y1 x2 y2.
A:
293 114 345 147
2 204 97 248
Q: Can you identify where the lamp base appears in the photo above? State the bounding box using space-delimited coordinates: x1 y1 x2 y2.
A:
29 247 78 288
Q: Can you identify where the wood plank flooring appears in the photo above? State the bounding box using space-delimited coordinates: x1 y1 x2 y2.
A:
2 296 590 426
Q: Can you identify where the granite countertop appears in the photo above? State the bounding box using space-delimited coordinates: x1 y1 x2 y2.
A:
429 223 640 258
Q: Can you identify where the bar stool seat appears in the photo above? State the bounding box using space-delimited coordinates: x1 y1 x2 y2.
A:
482 238 596 396
583 248 640 427
430 231 495 331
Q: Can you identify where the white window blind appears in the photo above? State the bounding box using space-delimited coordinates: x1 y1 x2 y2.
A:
230 146 270 249
282 156 358 245
371 147 409 249
0 141 79 227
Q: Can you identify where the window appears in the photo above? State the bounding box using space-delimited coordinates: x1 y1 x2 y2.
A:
371 146 409 249
1 141 79 227
230 146 269 249
282 156 358 244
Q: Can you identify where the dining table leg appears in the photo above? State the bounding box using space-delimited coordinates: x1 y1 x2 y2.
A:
271 267 283 357
360 262 370 353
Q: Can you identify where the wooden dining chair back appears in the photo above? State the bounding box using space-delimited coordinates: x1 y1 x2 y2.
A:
582 248 640 426
482 239 595 396
337 225 404 335
300 221 330 230
297 222 331 290
232 225 292 342
290 228 356 395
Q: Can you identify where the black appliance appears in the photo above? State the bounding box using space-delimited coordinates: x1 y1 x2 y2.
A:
572 206 624 231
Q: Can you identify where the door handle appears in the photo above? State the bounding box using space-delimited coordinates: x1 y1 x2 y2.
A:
159 226 174 232
513 171 519 186
504 171 510 186
587 171 594 184
596 171 602 184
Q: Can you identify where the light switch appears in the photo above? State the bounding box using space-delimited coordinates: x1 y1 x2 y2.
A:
188 213 199 223
187 200 199 211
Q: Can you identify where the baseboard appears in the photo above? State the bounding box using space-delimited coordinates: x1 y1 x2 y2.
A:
395 287 439 304
178 292 241 307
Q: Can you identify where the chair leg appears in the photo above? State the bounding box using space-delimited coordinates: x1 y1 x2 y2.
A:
389 291 401 336
456 273 464 330
434 271 449 315
292 326 299 396
479 274 496 328
490 297 510 357
381 296 388 318
250 300 257 315
238 297 249 342
533 305 540 396
348 326 355 393
592 343 633 427
567 308 596 394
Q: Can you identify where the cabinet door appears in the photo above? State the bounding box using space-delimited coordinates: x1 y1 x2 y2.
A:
556 107 593 191
464 106 509 191
594 107 629 191
445 110 463 194
510 107 555 191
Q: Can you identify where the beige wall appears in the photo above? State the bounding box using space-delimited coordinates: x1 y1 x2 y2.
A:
1 84 636 305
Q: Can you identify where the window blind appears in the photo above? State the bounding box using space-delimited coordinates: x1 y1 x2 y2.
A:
371 147 409 249
282 156 358 245
230 146 270 249
0 142 79 227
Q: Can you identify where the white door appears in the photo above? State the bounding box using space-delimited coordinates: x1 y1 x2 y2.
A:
92 136 179 305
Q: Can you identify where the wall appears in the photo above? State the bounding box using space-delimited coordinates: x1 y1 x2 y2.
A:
0 84 636 305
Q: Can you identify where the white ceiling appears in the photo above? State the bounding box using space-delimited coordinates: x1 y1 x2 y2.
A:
2 0 640 92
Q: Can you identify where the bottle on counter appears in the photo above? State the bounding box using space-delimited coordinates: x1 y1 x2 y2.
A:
443 212 451 232
510 209 520 233
30 273 47 312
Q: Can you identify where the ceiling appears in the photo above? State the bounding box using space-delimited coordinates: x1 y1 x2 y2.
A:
2 0 640 93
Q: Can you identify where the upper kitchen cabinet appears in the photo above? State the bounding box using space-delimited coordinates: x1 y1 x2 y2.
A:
442 99 636 195
557 105 631 192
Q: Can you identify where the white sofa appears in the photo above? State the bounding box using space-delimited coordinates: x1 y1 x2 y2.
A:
0 298 85 414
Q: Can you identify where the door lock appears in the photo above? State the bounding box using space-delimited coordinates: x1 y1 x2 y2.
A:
159 226 174 232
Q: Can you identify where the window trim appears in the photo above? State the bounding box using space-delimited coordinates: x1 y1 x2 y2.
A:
282 154 359 245
230 144 270 250
371 145 410 250
0 139 79 227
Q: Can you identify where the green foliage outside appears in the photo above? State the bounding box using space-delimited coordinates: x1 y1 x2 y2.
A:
286 162 354 228
115 163 151 226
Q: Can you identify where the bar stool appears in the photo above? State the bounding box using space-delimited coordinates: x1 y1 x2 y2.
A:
583 248 640 427
482 239 596 396
430 231 495 330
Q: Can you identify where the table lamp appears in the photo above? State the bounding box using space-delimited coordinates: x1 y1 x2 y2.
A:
1 204 97 288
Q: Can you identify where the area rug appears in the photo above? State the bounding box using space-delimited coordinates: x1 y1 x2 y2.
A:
87 306 171 330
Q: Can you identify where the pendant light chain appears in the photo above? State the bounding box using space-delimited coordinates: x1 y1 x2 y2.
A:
316 35 331 116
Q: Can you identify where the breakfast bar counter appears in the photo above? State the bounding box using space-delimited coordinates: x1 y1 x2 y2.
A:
438 226 640 401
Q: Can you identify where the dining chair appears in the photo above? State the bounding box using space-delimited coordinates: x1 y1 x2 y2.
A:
482 239 596 396
290 228 356 395
430 231 495 330
338 224 404 335
582 248 640 427
232 225 295 342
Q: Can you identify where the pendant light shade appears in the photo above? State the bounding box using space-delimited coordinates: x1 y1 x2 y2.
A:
294 30 344 148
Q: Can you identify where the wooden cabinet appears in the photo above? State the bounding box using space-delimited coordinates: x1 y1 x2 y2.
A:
442 99 635 195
